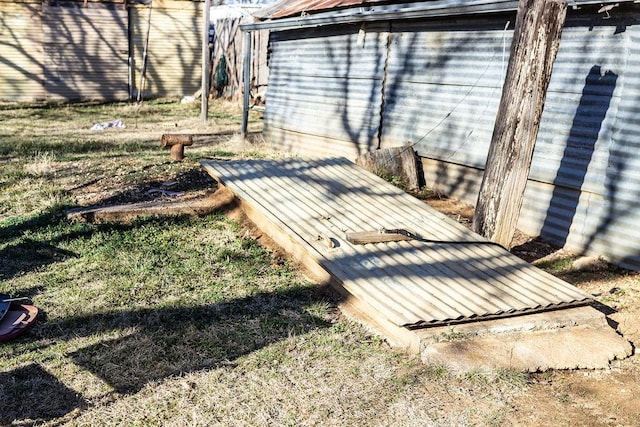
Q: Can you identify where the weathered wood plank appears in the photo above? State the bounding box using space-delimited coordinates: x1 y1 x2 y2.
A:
346 230 415 245
355 146 419 191
473 0 567 247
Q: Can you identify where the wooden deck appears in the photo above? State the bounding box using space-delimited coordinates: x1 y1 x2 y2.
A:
201 157 592 330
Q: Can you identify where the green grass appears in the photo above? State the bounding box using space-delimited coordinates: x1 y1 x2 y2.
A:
534 256 575 273
0 100 530 426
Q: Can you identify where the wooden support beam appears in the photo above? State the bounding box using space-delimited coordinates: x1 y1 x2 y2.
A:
241 30 252 138
201 0 211 123
472 0 567 248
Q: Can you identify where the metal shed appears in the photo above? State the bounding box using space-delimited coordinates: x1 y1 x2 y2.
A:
0 0 203 102
0 0 45 101
130 0 203 100
244 0 640 271
44 1 129 101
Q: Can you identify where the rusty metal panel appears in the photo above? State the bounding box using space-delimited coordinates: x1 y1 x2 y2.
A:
0 1 44 101
202 157 592 328
254 0 390 20
42 2 128 101
249 1 630 31
131 2 202 99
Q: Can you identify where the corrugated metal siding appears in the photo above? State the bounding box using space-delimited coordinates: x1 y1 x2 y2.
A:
265 24 387 157
0 1 45 101
585 22 640 270
131 2 202 99
263 6 640 270
381 18 509 165
202 157 592 327
43 2 128 101
378 11 640 269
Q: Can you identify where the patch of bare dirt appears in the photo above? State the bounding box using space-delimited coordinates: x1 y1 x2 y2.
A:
422 193 640 426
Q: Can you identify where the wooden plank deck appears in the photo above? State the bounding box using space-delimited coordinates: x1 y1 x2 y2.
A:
201 157 592 329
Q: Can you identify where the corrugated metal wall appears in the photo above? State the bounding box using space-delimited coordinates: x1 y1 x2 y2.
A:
265 23 388 158
43 1 128 101
0 1 45 101
381 10 637 268
1 0 207 102
131 1 202 99
381 18 508 164
583 20 640 270
264 6 640 270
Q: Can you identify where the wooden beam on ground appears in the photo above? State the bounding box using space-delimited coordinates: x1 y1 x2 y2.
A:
472 0 567 248
66 188 235 224
346 229 416 245
356 145 419 191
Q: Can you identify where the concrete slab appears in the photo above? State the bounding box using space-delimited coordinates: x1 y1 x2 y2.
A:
418 306 633 372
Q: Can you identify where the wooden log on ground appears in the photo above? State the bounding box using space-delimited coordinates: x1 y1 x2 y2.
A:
472 0 567 248
161 134 194 161
356 145 419 191
66 188 235 224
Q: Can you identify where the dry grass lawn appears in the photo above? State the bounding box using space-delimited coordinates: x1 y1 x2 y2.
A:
0 99 638 426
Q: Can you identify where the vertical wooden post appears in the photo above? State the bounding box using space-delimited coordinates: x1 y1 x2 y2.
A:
201 0 211 123
241 30 252 138
472 0 567 247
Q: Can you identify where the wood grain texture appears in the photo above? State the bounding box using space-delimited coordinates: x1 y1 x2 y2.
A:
355 146 419 191
473 0 567 247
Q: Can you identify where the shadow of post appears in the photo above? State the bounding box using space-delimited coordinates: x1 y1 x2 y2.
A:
540 65 617 248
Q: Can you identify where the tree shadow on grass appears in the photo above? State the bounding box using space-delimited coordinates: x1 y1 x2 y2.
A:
68 285 332 393
0 208 81 282
0 238 78 282
72 167 218 209
0 166 219 282
0 364 88 425
2 285 334 424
